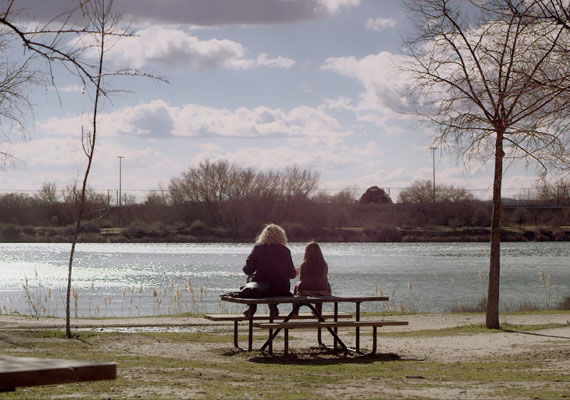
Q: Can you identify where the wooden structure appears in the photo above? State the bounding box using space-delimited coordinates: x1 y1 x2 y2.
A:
218 295 408 354
0 356 116 392
204 312 352 348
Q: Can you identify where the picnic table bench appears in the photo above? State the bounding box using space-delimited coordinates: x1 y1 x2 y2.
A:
216 295 409 355
204 311 352 348
0 356 116 392
256 320 408 354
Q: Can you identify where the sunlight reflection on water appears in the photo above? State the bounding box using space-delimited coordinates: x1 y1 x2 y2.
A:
1 242 568 317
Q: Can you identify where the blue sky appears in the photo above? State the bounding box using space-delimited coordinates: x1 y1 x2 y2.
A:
2 0 541 201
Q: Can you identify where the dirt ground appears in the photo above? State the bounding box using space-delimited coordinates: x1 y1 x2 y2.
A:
1 312 569 399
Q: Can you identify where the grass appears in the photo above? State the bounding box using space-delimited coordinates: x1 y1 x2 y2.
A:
1 319 569 399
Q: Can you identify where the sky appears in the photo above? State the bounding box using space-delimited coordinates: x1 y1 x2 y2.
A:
1 0 546 202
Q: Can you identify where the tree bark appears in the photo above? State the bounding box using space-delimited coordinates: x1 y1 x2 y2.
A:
486 130 504 329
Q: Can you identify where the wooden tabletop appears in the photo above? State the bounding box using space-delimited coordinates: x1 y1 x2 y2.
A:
0 356 116 391
220 294 389 304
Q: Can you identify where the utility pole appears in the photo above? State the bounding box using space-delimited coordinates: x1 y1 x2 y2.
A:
118 156 124 207
117 156 124 227
429 147 436 202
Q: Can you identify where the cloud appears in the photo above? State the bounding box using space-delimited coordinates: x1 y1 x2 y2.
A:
81 26 294 71
192 141 373 171
317 0 361 14
322 51 415 117
365 17 397 32
4 136 180 193
37 100 352 139
12 0 360 26
255 53 296 69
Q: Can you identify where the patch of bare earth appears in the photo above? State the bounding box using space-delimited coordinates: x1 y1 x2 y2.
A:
0 313 569 399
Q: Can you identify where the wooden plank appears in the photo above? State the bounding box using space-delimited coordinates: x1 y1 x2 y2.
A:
0 357 116 391
219 295 389 305
257 320 409 329
204 312 352 321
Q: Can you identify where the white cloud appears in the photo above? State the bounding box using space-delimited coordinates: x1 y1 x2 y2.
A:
4 136 180 194
322 51 415 117
57 84 85 93
317 0 361 14
98 26 295 71
109 27 246 70
193 142 367 172
365 17 397 32
323 96 356 111
38 100 351 139
255 53 296 69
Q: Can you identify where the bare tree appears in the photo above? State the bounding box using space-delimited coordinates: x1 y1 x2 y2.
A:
64 0 117 338
404 0 570 328
35 182 59 204
169 161 321 228
399 180 474 204
1 1 103 167
0 33 36 169
280 165 320 200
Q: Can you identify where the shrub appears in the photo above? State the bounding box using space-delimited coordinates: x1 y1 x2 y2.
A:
189 219 208 236
365 226 402 242
0 224 21 241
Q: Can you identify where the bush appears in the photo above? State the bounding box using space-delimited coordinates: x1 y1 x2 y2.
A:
189 219 208 236
365 226 402 242
0 224 21 241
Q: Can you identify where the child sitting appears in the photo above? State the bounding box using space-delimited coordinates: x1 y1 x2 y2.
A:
293 241 331 314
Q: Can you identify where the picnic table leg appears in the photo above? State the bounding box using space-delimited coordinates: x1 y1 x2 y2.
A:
269 305 274 354
310 301 323 346
305 303 349 353
260 303 301 353
248 304 254 351
333 302 338 350
371 326 377 354
355 302 361 353
284 329 289 355
234 321 239 348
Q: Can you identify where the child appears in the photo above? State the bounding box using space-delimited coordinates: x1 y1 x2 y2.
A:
293 241 331 314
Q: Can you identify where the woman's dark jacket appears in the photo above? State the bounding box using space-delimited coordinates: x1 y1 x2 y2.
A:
243 243 296 296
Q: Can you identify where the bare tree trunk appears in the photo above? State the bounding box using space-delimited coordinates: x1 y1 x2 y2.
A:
486 130 504 329
65 3 107 338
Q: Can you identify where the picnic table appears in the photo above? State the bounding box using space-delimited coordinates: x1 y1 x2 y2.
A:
0 356 116 392
217 294 408 355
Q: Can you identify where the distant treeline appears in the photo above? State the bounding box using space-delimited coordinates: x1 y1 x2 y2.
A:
1 161 569 243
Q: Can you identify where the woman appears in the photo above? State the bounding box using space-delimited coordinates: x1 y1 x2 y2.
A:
293 241 331 314
242 224 296 317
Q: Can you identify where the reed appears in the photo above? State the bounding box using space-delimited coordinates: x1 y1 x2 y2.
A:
9 270 566 319
539 270 552 311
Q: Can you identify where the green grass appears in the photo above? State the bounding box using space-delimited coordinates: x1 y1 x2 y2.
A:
2 321 569 399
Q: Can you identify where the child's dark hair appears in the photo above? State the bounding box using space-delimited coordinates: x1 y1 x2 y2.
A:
303 241 327 270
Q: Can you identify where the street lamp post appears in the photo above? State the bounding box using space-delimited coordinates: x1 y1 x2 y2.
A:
429 147 436 202
117 156 124 207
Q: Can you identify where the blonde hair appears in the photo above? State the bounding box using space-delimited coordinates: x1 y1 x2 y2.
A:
256 224 288 246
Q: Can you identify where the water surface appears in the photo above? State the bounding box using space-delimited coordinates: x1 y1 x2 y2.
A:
1 242 567 317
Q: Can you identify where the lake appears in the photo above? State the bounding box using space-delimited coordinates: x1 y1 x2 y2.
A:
0 242 568 317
